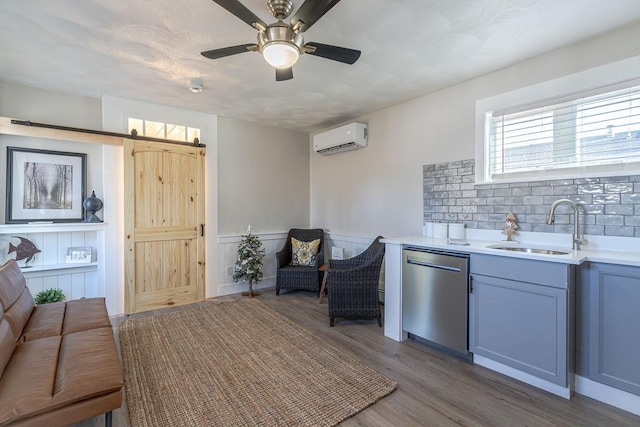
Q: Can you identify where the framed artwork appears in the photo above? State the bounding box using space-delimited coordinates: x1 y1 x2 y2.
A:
66 247 93 264
6 147 87 223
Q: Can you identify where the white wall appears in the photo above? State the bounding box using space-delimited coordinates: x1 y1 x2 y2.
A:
0 81 102 129
0 85 311 309
0 83 104 225
215 117 310 296
101 96 219 310
217 117 310 235
0 84 105 222
0 82 109 309
310 21 640 239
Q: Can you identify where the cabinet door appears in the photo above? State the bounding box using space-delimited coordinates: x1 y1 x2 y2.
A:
588 263 640 395
469 274 568 386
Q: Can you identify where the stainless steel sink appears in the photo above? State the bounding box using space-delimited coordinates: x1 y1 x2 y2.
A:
487 245 571 255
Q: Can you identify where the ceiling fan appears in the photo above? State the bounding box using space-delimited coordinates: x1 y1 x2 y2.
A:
201 0 361 81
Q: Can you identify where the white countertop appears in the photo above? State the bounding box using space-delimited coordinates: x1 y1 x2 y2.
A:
381 234 640 267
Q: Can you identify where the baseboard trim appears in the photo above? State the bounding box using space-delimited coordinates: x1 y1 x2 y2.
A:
474 357 640 415
474 355 572 399
574 375 640 416
217 277 276 296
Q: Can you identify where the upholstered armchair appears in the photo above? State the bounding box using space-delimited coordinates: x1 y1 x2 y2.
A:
275 228 325 295
328 236 385 327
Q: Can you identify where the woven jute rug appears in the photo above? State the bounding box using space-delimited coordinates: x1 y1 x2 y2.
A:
119 299 397 426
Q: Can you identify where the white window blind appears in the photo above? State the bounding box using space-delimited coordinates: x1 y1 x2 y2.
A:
487 84 640 181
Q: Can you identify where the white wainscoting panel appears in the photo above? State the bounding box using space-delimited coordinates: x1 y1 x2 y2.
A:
217 232 288 296
24 269 98 300
0 225 103 300
216 231 384 298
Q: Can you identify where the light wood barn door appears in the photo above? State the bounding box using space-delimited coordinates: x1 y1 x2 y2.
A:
124 140 205 314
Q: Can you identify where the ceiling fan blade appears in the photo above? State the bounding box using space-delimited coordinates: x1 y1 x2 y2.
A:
210 0 267 29
304 42 361 64
276 67 294 81
290 0 341 32
201 44 257 60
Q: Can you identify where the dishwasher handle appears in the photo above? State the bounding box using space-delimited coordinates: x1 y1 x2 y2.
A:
406 258 462 273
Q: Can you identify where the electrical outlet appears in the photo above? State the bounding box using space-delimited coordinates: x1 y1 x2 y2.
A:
227 266 233 276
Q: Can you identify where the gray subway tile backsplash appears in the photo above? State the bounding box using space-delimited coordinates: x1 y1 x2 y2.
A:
604 205 634 215
585 225 605 235
531 186 554 196
604 183 634 193
592 194 621 204
577 184 603 194
423 159 640 238
600 176 629 183
596 215 624 226
511 187 532 197
553 185 577 195
575 178 600 184
622 193 640 204
605 226 635 237
583 204 605 214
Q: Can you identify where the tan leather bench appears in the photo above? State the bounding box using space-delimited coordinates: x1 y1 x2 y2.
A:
0 260 124 427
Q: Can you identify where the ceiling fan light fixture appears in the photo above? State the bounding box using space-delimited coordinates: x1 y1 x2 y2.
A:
262 41 299 69
202 0 361 81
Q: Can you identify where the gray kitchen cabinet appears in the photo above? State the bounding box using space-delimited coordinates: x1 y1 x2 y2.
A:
469 254 574 387
577 262 640 396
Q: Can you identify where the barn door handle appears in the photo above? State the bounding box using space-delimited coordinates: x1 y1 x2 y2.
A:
200 224 205 237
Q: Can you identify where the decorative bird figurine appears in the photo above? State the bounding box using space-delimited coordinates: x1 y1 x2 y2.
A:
8 236 41 266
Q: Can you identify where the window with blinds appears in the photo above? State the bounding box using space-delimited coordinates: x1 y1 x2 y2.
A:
485 84 640 182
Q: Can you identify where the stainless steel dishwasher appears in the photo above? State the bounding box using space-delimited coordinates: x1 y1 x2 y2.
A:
402 247 470 357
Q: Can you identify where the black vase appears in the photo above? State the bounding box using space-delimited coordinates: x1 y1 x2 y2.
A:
83 191 104 223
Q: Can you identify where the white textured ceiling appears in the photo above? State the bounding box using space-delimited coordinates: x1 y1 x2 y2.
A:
1 0 640 132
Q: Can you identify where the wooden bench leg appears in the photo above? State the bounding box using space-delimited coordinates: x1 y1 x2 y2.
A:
318 265 329 304
105 411 113 427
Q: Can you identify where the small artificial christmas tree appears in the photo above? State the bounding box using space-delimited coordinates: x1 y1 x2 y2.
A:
502 212 519 242
233 225 266 297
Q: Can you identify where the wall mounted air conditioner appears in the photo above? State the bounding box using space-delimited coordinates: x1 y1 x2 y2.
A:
313 122 368 155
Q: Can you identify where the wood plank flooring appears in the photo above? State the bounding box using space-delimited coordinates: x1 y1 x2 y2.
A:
77 289 640 427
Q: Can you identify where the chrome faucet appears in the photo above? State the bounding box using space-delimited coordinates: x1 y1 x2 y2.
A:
546 199 588 250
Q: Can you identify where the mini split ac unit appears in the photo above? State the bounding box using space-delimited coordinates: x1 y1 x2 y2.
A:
313 122 368 155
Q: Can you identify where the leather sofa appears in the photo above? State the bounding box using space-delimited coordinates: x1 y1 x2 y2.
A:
0 259 124 427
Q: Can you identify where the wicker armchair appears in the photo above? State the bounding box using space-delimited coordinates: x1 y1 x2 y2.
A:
328 236 385 327
275 228 325 295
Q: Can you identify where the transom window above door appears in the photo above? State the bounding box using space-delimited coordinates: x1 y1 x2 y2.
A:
128 118 201 143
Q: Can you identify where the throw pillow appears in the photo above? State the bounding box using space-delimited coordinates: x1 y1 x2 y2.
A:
291 238 320 267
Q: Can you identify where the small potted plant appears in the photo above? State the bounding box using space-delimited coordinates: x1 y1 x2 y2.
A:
34 288 66 305
233 225 266 298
